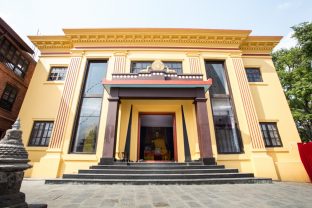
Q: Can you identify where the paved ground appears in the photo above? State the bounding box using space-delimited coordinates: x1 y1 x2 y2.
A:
21 180 312 208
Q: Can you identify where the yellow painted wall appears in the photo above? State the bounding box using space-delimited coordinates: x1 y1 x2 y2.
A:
19 56 70 177
243 57 309 182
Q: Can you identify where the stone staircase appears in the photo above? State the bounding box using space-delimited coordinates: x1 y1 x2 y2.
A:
45 162 272 185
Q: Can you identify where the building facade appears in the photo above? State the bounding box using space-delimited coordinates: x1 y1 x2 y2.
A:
20 28 309 182
0 18 36 138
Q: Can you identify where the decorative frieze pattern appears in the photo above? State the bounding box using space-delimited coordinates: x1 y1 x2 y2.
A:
189 57 202 74
113 54 126 73
232 58 265 149
49 57 81 149
112 73 203 80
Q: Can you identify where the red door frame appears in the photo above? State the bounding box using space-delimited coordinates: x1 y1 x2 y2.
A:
137 112 178 162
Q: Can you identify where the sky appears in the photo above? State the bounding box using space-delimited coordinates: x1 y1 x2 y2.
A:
1 0 311 50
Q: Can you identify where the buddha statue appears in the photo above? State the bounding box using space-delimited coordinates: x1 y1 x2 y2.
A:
152 131 168 160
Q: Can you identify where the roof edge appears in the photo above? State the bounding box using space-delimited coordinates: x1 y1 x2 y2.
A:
0 18 34 54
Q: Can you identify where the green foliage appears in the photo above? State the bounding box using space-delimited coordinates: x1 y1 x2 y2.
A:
292 22 312 59
272 22 312 142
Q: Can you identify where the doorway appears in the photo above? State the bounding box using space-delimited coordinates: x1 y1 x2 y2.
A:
138 114 176 161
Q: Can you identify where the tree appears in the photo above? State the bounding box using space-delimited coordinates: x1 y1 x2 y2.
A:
272 22 312 142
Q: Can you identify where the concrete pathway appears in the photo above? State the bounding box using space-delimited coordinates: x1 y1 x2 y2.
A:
21 180 312 208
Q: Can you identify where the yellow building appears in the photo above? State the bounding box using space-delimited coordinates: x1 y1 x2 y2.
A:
19 28 309 182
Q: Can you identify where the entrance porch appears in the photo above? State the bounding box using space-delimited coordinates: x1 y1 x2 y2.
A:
100 69 215 165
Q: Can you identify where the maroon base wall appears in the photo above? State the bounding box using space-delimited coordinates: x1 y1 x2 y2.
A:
298 142 312 182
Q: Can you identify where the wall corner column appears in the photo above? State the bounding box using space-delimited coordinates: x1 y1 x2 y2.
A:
32 56 82 178
232 57 278 179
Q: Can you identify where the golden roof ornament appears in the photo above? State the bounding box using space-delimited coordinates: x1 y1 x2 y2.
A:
151 60 165 71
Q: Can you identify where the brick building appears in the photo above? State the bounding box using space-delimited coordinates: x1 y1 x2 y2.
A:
0 18 36 138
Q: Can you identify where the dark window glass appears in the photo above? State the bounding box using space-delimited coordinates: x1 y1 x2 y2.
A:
48 67 68 81
260 123 282 147
71 61 108 153
28 121 54 146
12 51 20 65
130 61 153 73
163 61 183 74
6 45 15 60
245 68 263 82
0 38 29 78
212 98 241 153
205 61 243 154
205 62 229 95
0 36 4 47
0 39 10 56
72 98 102 153
0 84 18 111
0 130 4 139
84 62 107 96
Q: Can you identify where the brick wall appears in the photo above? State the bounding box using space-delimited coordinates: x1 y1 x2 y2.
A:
0 56 36 134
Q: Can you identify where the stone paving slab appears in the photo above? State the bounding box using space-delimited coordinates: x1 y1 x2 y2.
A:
21 180 312 208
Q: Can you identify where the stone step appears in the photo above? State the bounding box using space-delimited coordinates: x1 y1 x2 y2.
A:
46 177 272 185
112 162 204 166
79 168 238 174
90 164 225 170
63 172 254 180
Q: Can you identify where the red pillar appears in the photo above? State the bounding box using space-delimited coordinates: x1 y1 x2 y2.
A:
100 95 120 165
194 97 215 165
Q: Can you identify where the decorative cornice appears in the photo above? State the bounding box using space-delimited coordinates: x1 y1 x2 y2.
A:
240 36 282 54
28 36 72 49
28 28 282 55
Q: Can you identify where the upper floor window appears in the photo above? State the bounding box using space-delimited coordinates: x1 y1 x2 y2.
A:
163 61 183 74
28 121 54 146
131 61 153 73
48 67 67 81
260 122 282 147
205 61 229 95
0 38 29 78
130 61 183 74
245 68 263 82
0 84 18 111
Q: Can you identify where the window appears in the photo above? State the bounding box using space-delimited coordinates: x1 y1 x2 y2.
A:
28 121 54 146
48 67 68 81
130 61 183 74
212 98 241 153
71 61 108 153
205 61 243 154
131 61 152 73
245 68 263 82
0 38 29 78
205 62 229 95
163 61 183 74
260 122 282 147
0 130 4 139
0 84 18 111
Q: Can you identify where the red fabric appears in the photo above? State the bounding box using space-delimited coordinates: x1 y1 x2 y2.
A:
298 142 312 182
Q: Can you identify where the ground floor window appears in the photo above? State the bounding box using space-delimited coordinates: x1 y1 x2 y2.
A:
211 98 242 153
260 122 282 147
28 121 54 146
71 98 102 153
